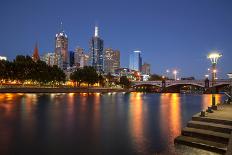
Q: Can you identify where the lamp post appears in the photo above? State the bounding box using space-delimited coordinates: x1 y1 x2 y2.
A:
227 73 232 100
207 52 222 109
173 70 177 81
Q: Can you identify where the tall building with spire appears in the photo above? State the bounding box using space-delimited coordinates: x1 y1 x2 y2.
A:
55 22 68 68
32 42 40 62
89 26 104 73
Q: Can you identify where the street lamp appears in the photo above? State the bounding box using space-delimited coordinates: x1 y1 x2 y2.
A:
173 70 178 81
227 73 232 100
207 52 222 109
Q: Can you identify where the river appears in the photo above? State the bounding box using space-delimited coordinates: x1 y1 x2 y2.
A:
0 93 225 155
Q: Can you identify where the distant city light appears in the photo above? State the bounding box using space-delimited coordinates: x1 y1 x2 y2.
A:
0 56 7 60
173 70 178 80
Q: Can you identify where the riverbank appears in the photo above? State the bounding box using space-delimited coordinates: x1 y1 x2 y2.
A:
175 102 232 154
0 87 130 93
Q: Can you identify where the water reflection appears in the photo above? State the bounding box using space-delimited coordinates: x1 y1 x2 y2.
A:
129 92 148 154
160 93 181 153
0 93 226 155
201 94 223 110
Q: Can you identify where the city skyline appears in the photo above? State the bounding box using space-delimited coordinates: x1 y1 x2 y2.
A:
0 0 232 78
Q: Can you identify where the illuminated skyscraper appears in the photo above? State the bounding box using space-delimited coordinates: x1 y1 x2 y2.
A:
129 50 142 71
74 47 84 67
55 22 68 68
42 52 55 66
104 48 120 74
89 26 104 73
80 54 90 68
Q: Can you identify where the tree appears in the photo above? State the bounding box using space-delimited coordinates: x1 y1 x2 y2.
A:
98 74 105 87
82 66 99 87
106 72 114 87
0 55 66 86
119 76 131 89
70 68 84 86
149 74 164 81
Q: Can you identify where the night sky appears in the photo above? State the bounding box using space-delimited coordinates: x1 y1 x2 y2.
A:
0 0 231 79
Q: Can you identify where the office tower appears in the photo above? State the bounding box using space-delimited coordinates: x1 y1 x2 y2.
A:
74 47 84 67
89 26 104 73
141 63 151 75
104 48 120 74
129 50 142 71
32 43 40 62
42 53 55 66
69 51 74 67
80 54 90 68
55 22 68 68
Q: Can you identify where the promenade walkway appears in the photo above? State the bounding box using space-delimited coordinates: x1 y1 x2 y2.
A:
175 102 232 155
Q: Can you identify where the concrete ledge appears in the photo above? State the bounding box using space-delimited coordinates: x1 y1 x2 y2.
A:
187 121 232 134
192 114 232 126
175 136 227 154
182 127 230 144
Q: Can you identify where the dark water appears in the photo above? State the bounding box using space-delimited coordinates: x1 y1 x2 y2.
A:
0 93 225 155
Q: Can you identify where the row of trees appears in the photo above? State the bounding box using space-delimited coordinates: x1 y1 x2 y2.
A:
0 55 131 88
0 55 66 85
70 67 131 88
70 66 102 87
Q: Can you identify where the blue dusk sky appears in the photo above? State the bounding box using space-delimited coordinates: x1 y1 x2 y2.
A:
0 0 231 79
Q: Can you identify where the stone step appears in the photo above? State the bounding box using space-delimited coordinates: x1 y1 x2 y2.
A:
175 136 227 154
182 127 231 144
192 115 232 126
187 120 232 134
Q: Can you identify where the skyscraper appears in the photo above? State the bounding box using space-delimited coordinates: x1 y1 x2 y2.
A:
32 43 40 62
69 51 74 67
104 48 120 74
74 47 84 67
89 26 104 73
80 54 90 68
42 52 55 66
129 50 142 71
55 22 68 68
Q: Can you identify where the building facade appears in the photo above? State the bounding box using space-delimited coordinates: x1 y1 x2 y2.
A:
55 22 68 68
89 26 104 73
42 53 56 66
80 54 90 68
74 47 84 67
104 48 120 74
69 51 74 67
129 50 142 72
141 63 151 75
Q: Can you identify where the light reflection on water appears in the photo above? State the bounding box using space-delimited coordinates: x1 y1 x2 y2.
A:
0 93 225 155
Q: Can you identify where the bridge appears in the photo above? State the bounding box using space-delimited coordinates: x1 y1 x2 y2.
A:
132 79 231 92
